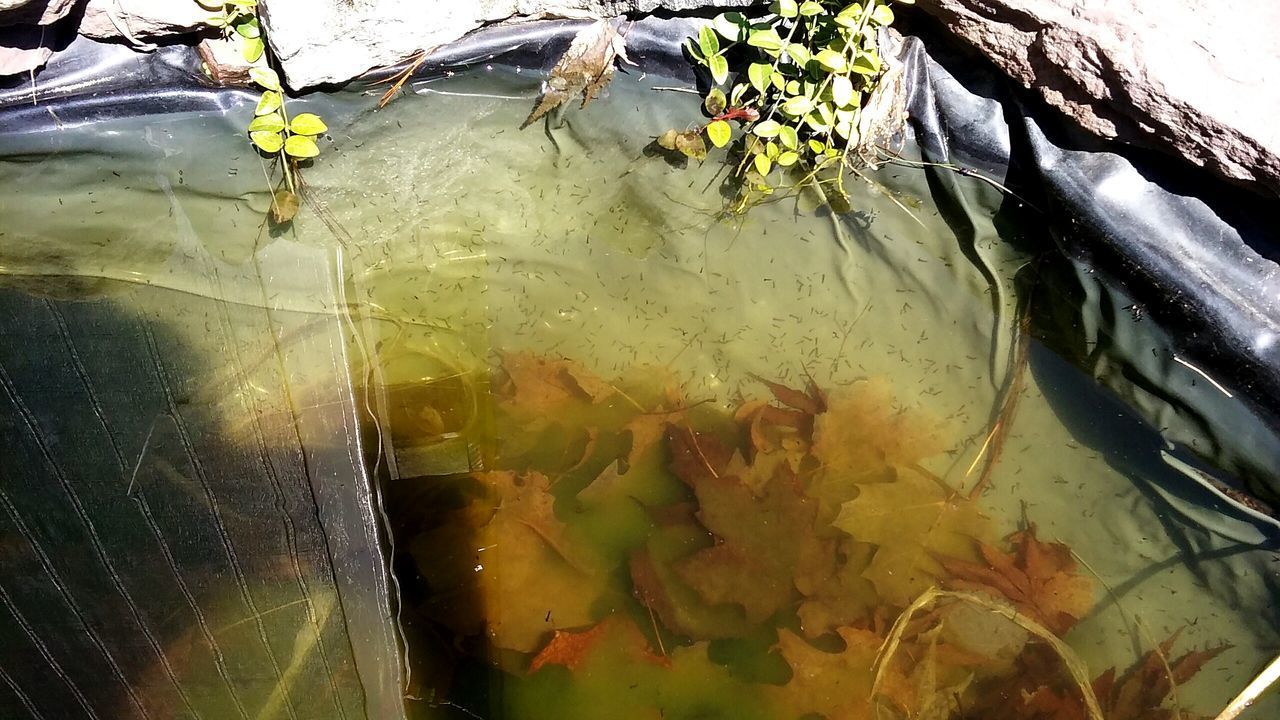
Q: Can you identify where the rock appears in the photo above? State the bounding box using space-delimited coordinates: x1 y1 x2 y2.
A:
258 0 756 90
911 0 1280 194
0 24 52 74
79 0 219 43
0 0 80 27
196 35 251 86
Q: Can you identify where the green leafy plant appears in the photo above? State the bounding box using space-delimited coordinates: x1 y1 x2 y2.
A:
205 0 264 62
675 0 912 213
205 0 329 224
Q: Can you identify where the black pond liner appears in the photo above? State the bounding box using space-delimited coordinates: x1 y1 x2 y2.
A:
1 15 1278 720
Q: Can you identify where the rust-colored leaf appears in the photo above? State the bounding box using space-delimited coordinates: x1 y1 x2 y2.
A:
938 524 1094 636
529 616 668 674
1098 628 1231 720
498 351 615 420
768 627 915 720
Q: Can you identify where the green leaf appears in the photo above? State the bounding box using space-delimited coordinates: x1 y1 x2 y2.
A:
249 66 281 91
704 88 727 115
798 1 825 15
248 112 284 132
777 151 800 166
765 141 780 159
730 83 749 105
781 95 815 116
234 17 260 39
747 62 772 93
706 119 732 148
770 0 799 18
712 12 748 41
851 52 881 75
698 25 720 57
241 36 264 63
835 119 856 139
290 112 328 135
815 49 848 73
807 138 825 153
778 125 799 150
871 4 895 25
708 54 729 85
834 3 863 27
747 28 784 53
786 43 811 67
685 37 704 61
255 90 282 116
752 120 782 138
753 154 773 176
831 74 854 107
785 79 801 96
284 134 320 158
250 130 283 153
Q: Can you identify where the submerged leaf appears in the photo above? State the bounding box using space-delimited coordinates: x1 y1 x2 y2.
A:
529 616 668 674
938 524 1094 636
498 352 615 422
833 467 991 607
409 470 611 652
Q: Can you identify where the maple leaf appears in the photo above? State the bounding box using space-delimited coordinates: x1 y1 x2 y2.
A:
768 626 915 720
497 351 615 421
522 17 633 129
793 536 880 638
529 616 668 674
833 467 992 608
664 426 828 623
937 524 1094 636
961 631 1230 720
409 470 612 652
1093 628 1231 720
811 379 946 483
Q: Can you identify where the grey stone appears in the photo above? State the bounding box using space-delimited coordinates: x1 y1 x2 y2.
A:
259 0 756 90
0 23 53 74
0 0 81 27
79 0 219 43
912 0 1280 193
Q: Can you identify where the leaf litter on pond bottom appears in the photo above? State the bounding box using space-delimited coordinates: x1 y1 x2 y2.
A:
402 354 1231 720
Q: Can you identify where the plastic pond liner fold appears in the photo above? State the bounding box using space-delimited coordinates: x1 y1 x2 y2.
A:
0 16 1278 720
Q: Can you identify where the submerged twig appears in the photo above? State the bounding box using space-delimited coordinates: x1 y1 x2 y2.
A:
964 296 1031 499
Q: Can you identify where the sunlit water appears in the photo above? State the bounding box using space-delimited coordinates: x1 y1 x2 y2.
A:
1 66 1277 720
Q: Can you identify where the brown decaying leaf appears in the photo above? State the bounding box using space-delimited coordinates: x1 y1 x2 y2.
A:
497 351 615 420
962 631 1230 720
938 524 1094 636
1094 628 1231 720
666 427 825 623
529 616 668 674
522 17 632 129
409 470 608 653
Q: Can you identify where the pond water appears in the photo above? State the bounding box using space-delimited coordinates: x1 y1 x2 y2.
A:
1 64 1278 720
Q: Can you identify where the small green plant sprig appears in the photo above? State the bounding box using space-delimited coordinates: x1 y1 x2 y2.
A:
678 0 911 213
205 0 328 223
205 0 265 62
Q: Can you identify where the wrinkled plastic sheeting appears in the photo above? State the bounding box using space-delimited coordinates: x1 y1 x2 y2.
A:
0 52 406 716
0 258 404 719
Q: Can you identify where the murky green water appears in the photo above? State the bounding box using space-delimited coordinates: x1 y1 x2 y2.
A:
2 67 1277 720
